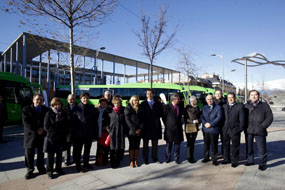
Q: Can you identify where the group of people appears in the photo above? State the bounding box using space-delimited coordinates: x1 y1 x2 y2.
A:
21 88 273 180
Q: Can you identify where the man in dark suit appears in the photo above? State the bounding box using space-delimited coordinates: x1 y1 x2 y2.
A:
201 94 222 166
62 94 77 166
141 89 163 164
214 89 226 156
222 92 245 168
73 92 98 172
244 90 273 171
22 93 49 179
163 94 184 164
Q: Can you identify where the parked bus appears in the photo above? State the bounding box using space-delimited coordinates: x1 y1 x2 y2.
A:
55 83 186 106
0 72 38 122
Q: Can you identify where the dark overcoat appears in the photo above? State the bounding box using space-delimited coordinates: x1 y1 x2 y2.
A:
163 103 184 143
140 100 163 140
214 98 227 131
201 103 222 134
62 104 77 142
43 109 69 153
223 103 245 137
106 107 127 150
72 103 98 141
124 104 143 137
244 101 273 136
22 104 49 148
184 105 201 132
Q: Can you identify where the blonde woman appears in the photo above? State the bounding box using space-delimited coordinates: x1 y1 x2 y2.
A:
125 95 143 168
44 97 68 179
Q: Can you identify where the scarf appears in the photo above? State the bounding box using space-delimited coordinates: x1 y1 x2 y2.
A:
250 100 259 107
52 108 62 122
113 106 121 114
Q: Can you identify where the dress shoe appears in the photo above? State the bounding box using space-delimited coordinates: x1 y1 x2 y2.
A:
25 172 33 180
47 173 53 179
175 160 180 164
83 164 93 169
212 161 219 166
144 160 149 165
202 158 210 163
231 163 238 168
153 159 161 164
165 159 171 163
76 166 85 173
258 165 266 171
55 169 65 175
221 160 231 165
64 161 73 166
244 162 254 166
38 168 46 174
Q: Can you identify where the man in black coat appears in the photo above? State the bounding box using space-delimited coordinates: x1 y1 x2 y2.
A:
214 89 226 156
244 90 273 171
163 94 184 164
0 95 8 143
62 94 77 166
141 89 163 164
22 93 49 179
222 92 245 168
73 92 98 172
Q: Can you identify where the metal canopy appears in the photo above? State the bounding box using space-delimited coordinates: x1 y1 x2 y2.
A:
1 32 179 76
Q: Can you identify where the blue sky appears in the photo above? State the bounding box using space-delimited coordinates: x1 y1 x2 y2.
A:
1 0 285 87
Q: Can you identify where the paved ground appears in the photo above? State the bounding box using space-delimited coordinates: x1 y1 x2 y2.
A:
0 110 284 190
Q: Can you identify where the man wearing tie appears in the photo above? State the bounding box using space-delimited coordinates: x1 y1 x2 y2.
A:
222 93 245 168
163 94 184 164
141 89 163 164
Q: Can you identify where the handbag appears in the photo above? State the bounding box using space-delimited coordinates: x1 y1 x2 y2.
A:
185 123 197 133
98 131 110 147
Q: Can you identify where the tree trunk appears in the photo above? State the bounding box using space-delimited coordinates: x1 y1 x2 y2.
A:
150 60 153 89
69 26 75 95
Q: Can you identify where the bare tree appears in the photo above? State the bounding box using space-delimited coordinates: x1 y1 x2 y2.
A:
4 0 117 94
177 48 199 81
134 6 177 89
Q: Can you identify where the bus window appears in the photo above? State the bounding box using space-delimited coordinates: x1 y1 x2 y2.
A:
4 87 17 104
89 88 103 99
55 88 71 99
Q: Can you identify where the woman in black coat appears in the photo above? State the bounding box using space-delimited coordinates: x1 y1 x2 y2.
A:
44 97 68 179
163 94 184 164
184 96 201 163
125 95 143 168
106 98 127 169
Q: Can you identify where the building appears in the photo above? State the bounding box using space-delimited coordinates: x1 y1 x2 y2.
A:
201 73 236 93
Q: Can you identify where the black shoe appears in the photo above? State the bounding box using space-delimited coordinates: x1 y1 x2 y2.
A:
76 166 84 173
202 158 210 163
144 160 149 165
221 160 231 165
38 168 46 174
64 161 73 166
55 170 65 175
165 159 171 163
175 160 180 164
212 161 219 166
83 164 93 169
25 172 33 180
231 163 238 168
258 165 266 171
48 173 53 179
153 159 160 164
245 162 254 166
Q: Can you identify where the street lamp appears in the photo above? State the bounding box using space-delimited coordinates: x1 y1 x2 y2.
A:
223 69 236 92
211 53 224 92
94 46 105 85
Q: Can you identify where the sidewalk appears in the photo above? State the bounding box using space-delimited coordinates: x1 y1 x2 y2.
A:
0 111 284 190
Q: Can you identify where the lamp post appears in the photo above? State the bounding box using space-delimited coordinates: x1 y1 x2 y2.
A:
211 53 224 92
94 46 105 85
223 69 236 92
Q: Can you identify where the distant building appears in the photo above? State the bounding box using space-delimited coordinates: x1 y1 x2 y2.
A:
201 73 236 93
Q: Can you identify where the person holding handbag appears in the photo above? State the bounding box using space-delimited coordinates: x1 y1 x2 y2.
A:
184 96 201 163
125 95 143 168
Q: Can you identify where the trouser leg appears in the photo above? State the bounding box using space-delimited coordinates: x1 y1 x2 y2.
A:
55 151 63 171
247 134 254 164
210 133 219 162
64 142 72 162
151 139 158 161
25 148 35 173
73 140 83 168
83 139 92 165
219 130 224 155
223 133 231 162
255 135 267 167
173 143 181 161
231 134 241 164
47 153 55 174
36 146 45 171
165 142 172 161
203 133 210 159
244 132 248 159
143 139 149 161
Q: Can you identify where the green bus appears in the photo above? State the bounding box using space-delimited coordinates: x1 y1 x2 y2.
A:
55 83 186 106
0 72 37 122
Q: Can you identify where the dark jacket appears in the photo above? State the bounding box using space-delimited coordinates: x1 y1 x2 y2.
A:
184 105 201 132
106 107 127 150
140 99 163 140
214 98 226 130
22 104 49 148
95 106 110 138
73 103 98 140
201 103 222 134
62 104 77 142
124 104 143 137
43 109 69 153
0 101 8 125
244 101 273 136
163 103 184 143
223 103 245 136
